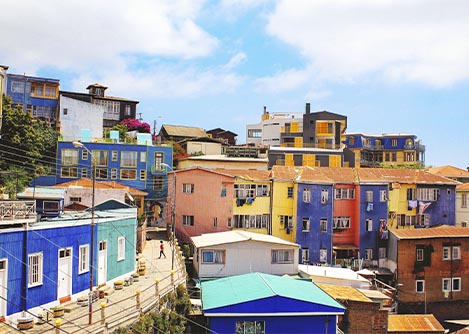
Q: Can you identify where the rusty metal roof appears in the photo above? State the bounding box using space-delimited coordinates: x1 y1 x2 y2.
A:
427 165 469 178
298 167 357 184
391 225 469 240
457 183 469 190
316 283 372 303
270 166 301 181
215 168 271 181
357 168 459 185
388 314 445 332
54 178 148 196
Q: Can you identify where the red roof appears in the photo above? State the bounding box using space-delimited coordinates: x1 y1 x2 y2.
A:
391 225 469 239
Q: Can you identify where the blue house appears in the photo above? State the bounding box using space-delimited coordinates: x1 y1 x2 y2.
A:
0 199 137 321
52 140 173 210
5 74 60 127
201 272 345 334
16 187 66 218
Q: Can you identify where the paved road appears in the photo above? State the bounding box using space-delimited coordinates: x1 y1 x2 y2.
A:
7 230 186 334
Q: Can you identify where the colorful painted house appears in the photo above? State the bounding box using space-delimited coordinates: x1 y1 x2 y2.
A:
5 73 60 127
16 187 66 218
0 200 137 322
201 272 345 334
167 167 235 243
191 230 299 278
456 183 469 227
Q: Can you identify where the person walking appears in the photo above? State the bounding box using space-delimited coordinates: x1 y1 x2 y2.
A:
159 240 166 259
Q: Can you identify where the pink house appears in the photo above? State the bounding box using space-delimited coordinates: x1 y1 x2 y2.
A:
168 167 235 242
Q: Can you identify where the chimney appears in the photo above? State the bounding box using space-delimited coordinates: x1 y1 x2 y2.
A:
263 106 267 114
305 103 310 114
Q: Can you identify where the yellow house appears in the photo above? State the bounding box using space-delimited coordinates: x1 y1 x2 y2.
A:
270 166 300 242
216 169 272 235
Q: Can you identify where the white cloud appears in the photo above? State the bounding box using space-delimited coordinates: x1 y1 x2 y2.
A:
224 52 247 69
264 0 469 87
254 67 311 93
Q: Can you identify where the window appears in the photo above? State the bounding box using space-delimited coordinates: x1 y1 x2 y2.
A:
256 184 269 196
236 321 265 334
125 104 131 116
349 136 355 145
320 218 327 233
120 169 137 180
140 152 146 162
152 175 164 190
43 201 59 214
96 168 108 180
379 247 387 258
202 250 225 264
320 248 328 263
366 190 373 203
391 152 397 161
28 253 43 287
70 196 81 203
11 80 25 93
78 245 89 274
272 249 293 263
417 188 440 201
183 183 194 194
213 217 218 228
380 190 387 202
235 184 255 198
462 194 467 208
443 246 461 260
443 278 462 292
61 167 78 178
92 150 108 166
334 188 355 200
154 152 164 171
333 217 350 229
121 151 137 167
61 148 79 165
366 218 373 232
234 214 270 229
416 214 430 227
111 168 117 179
139 170 146 180
31 83 44 96
227 217 232 228
287 187 294 198
221 184 227 197
280 216 293 228
182 215 194 226
81 168 88 178
407 188 416 200
302 248 310 263
111 151 118 161
302 217 310 232
416 280 425 293
416 248 424 262
303 188 311 203
392 139 397 146
365 248 373 260
117 237 125 261
321 189 329 204
81 149 88 161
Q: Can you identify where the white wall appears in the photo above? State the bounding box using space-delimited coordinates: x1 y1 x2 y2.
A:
194 240 299 278
186 142 222 155
59 96 104 141
456 190 469 227
64 187 128 208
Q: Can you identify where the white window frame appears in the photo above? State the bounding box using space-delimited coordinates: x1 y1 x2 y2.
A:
287 187 294 198
319 248 327 263
182 215 194 226
443 246 461 260
379 247 386 258
117 236 125 261
380 190 387 202
366 218 373 232
202 250 225 264
320 218 327 233
183 183 194 194
365 248 373 260
302 217 310 232
452 277 461 291
140 151 147 163
321 189 328 204
303 188 311 203
78 244 89 274
302 248 310 263
271 249 293 264
139 169 146 180
28 252 43 287
416 280 425 293
416 248 424 262
366 190 373 203
120 151 138 168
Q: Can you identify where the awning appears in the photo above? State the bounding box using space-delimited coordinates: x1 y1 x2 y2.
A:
333 245 359 250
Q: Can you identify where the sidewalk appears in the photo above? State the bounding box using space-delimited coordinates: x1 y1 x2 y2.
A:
13 230 186 334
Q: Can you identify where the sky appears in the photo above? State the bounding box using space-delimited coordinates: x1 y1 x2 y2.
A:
1 0 469 169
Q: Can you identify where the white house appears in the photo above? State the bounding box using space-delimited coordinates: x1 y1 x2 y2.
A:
191 230 299 278
298 264 372 289
456 183 469 227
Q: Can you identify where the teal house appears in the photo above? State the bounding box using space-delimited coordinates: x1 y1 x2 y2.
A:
201 272 345 334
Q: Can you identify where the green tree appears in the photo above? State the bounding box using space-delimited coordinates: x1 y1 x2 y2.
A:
0 95 59 198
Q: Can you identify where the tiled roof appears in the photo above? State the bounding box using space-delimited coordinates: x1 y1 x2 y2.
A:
388 314 445 332
317 283 372 303
391 225 469 239
53 178 148 196
427 165 469 178
457 183 469 190
357 168 459 185
201 272 345 311
215 168 271 181
298 167 357 183
162 124 208 138
191 230 298 248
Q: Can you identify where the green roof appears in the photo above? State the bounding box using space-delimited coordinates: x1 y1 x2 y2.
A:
201 272 345 311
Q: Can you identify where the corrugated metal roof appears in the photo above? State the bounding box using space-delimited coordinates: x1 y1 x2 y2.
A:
201 272 345 311
388 314 445 332
391 225 469 239
270 166 302 180
427 165 469 178
298 167 357 183
162 124 208 138
192 230 299 248
357 168 459 185
215 168 271 181
317 283 372 303
457 183 469 190
17 187 66 200
54 178 148 196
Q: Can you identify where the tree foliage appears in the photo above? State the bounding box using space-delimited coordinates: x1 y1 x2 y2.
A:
114 284 192 334
0 95 59 197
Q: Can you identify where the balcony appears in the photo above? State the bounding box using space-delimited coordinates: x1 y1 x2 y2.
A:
0 201 37 223
280 142 342 150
